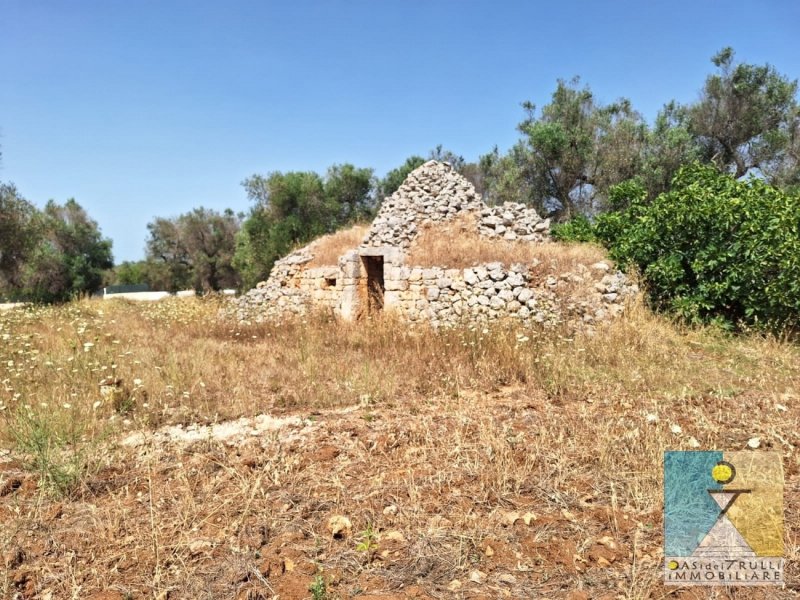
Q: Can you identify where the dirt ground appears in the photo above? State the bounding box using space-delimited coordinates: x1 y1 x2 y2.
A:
2 386 798 599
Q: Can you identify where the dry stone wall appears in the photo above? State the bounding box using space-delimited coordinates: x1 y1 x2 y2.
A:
381 261 636 328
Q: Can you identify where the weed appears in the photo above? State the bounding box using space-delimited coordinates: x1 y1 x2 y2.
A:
309 574 329 600
4 406 89 497
355 522 377 554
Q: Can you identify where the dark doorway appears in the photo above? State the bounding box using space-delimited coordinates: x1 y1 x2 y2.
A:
362 256 384 314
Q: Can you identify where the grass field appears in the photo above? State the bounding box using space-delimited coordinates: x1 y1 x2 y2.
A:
1 296 798 599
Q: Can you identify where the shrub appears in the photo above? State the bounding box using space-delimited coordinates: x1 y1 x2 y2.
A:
550 214 597 243
602 163 800 331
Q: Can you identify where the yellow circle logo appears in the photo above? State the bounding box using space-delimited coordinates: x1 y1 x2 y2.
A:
711 460 736 484
668 560 679 570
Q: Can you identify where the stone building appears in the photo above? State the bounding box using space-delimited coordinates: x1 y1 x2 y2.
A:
233 161 637 327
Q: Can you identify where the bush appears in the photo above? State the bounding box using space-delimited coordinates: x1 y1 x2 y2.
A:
550 214 597 243
602 163 800 331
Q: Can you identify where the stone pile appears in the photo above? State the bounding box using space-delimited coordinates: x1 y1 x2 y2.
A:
477 203 550 242
362 160 485 249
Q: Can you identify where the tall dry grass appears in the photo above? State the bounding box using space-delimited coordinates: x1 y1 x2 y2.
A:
305 223 370 267
1 296 797 446
407 214 607 270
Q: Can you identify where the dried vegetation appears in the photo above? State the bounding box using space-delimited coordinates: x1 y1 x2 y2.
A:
407 215 607 270
0 296 798 599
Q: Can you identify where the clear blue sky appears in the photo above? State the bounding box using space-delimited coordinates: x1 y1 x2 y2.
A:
2 0 798 262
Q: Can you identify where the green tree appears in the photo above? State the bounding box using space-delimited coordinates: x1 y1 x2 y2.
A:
517 78 648 219
688 47 799 181
145 217 192 291
0 183 42 293
20 199 113 302
479 144 535 206
638 102 702 202
112 260 149 286
235 171 332 288
146 208 241 292
324 163 376 223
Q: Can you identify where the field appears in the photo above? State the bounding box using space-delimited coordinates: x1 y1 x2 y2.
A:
1 296 798 599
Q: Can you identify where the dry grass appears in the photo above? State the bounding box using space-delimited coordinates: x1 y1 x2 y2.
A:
407 214 607 270
306 223 370 267
1 297 799 599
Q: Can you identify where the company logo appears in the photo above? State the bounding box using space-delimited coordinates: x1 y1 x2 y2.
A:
664 451 783 585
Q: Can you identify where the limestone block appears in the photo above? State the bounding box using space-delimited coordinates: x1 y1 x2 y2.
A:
437 278 452 289
463 268 478 285
489 296 506 310
426 287 440 301
507 272 526 287
445 269 460 280
498 289 515 302
385 279 409 292
517 288 533 303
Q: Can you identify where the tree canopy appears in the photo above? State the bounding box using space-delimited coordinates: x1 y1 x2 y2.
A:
145 208 241 292
0 197 113 302
688 47 799 182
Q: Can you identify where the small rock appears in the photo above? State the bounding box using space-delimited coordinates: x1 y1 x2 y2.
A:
328 515 352 538
447 579 462 591
381 530 406 543
497 573 517 585
469 570 487 584
188 540 213 556
747 437 761 449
